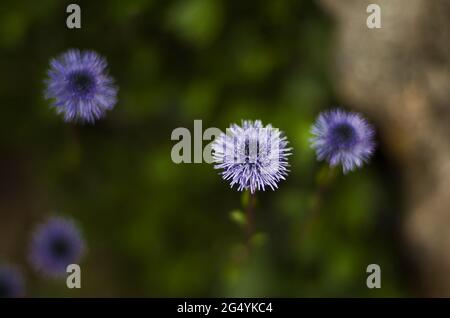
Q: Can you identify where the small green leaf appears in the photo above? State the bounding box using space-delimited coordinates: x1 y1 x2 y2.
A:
229 210 246 227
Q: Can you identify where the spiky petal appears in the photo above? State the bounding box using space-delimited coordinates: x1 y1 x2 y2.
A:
29 217 85 277
310 109 375 173
45 49 117 123
212 120 291 193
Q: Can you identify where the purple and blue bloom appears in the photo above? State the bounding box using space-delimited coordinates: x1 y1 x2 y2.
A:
29 217 85 277
0 265 24 298
212 120 291 193
310 109 375 173
45 49 117 123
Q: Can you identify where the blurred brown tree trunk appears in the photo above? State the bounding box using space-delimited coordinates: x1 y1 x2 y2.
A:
320 0 450 296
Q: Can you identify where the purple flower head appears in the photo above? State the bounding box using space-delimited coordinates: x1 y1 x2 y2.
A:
212 120 291 193
45 49 117 123
310 109 375 173
0 265 24 298
29 217 85 277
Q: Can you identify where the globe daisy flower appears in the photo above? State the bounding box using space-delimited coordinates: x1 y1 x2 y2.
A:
212 120 291 193
310 109 375 173
29 217 85 277
45 49 117 123
0 265 24 298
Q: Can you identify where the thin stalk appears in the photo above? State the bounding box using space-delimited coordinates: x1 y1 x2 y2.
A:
244 192 257 250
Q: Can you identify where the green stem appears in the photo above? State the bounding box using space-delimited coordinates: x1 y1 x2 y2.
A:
245 192 256 246
301 165 338 237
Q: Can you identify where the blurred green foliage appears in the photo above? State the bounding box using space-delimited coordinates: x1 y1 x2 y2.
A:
0 0 408 297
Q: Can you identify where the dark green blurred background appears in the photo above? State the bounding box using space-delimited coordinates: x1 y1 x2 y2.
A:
0 0 408 297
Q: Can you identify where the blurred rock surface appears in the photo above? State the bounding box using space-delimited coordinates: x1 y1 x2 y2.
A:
320 0 450 296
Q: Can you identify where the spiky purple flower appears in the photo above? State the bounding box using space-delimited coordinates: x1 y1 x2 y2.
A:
212 120 291 193
29 217 85 277
0 265 24 298
45 49 117 123
310 109 375 173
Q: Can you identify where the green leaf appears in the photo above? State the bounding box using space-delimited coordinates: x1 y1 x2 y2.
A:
229 210 246 227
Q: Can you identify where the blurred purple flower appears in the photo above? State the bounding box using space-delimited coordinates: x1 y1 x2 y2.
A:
212 120 291 193
29 217 85 277
45 49 117 123
310 109 375 173
0 265 24 298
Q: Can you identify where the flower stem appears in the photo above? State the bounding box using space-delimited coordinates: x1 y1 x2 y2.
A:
244 191 257 250
300 165 338 239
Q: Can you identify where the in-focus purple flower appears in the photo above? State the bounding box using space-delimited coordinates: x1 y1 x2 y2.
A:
212 120 291 193
29 217 85 277
45 49 117 123
0 265 24 298
310 109 375 173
